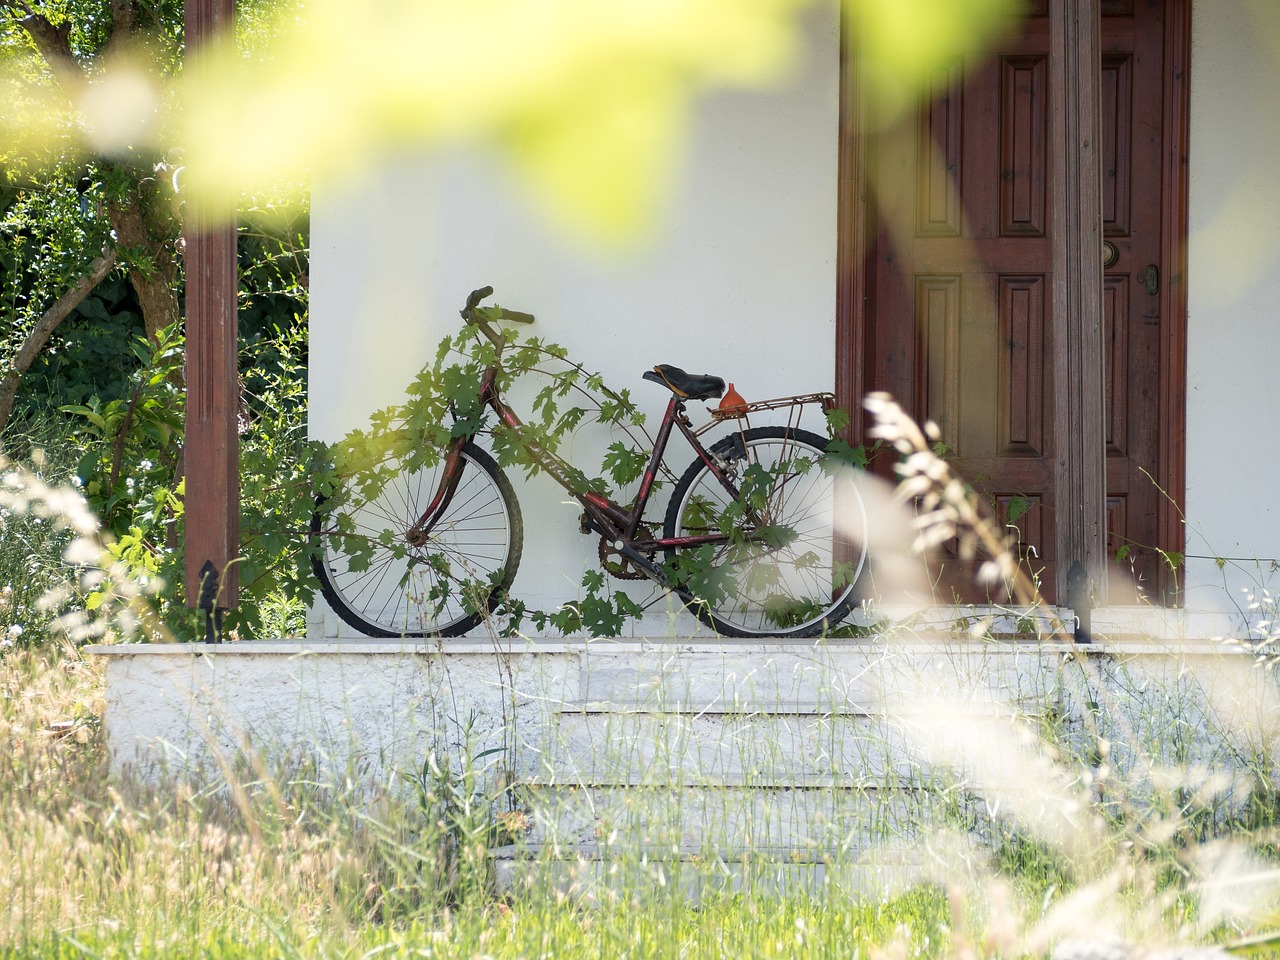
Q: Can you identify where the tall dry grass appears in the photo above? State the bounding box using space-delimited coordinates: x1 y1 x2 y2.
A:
0 401 1279 957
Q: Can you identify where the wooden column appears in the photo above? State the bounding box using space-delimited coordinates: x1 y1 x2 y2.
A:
834 11 870 440
184 0 239 614
1049 0 1106 620
1157 0 1193 601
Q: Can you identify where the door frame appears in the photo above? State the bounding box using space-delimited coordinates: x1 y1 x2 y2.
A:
834 0 1192 606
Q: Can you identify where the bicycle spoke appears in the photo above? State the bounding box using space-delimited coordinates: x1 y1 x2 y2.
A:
665 428 866 637
313 444 522 637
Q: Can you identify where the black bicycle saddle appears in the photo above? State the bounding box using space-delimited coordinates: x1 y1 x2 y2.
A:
642 364 726 401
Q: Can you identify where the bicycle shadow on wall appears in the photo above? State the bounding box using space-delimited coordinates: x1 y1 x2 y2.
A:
309 287 1004 641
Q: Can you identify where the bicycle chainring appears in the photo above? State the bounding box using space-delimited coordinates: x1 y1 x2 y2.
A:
598 529 656 581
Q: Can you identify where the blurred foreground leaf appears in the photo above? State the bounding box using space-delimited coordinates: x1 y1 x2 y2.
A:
4 0 1020 243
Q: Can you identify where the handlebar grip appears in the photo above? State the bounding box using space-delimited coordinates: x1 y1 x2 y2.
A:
497 309 535 324
463 286 494 314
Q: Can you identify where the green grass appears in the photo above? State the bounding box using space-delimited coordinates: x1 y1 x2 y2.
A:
4 638 1280 959
5 417 1280 958
0 889 954 959
0 649 961 959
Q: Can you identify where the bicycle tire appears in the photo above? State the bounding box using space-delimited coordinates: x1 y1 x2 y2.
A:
311 442 523 637
663 426 867 638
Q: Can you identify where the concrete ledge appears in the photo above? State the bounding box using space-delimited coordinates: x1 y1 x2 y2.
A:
83 633 1280 871
84 635 1250 657
86 636 1276 787
86 639 589 656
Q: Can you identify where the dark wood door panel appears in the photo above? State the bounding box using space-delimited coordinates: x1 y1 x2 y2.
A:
999 54 1049 238
864 1 1172 605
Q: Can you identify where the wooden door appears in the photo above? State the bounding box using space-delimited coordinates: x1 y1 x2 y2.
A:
858 1 1177 604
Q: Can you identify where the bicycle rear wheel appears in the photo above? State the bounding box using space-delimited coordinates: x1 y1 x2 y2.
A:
311 442 522 637
663 426 867 638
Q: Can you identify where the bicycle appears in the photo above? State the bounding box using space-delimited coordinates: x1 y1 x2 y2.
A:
310 286 870 639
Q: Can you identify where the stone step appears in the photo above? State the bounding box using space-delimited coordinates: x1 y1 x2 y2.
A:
573 643 1063 711
515 779 948 851
540 700 1044 786
490 841 928 902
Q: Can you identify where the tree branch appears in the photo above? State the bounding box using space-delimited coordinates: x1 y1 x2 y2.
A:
12 7 83 85
0 248 118 431
109 189 180 341
100 0 135 59
110 0 133 37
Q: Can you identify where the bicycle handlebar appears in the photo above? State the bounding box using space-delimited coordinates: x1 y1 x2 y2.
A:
463 286 494 313
460 287 535 351
461 287 534 322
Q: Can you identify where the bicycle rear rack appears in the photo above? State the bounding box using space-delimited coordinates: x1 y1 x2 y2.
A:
696 391 836 435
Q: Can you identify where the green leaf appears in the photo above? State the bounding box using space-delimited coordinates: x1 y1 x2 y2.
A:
60 404 107 431
1225 931 1280 956
1005 495 1034 524
824 405 851 435
602 442 648 488
824 438 868 470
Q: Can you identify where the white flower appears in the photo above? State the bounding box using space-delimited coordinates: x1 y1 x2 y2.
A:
139 460 153 471
0 639 11 650
7 624 22 639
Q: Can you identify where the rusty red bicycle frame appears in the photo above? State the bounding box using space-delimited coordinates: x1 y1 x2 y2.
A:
405 363 739 569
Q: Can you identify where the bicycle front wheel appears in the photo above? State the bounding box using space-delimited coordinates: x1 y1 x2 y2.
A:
663 426 867 638
311 442 523 637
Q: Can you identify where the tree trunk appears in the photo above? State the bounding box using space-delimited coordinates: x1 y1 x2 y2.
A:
0 249 118 433
109 190 182 342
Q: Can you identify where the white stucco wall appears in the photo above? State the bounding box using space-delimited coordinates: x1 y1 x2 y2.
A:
1184 0 1280 614
310 0 1280 635
310 5 841 632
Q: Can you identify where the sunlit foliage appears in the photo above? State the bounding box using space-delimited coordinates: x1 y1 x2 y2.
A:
4 0 1021 244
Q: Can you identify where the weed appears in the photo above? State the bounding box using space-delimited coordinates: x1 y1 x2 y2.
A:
2 394 1280 960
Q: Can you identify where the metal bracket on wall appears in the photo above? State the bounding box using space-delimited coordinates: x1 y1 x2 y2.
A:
1066 561 1094 644
198 559 225 644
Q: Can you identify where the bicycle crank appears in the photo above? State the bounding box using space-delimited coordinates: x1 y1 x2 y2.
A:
598 530 658 581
